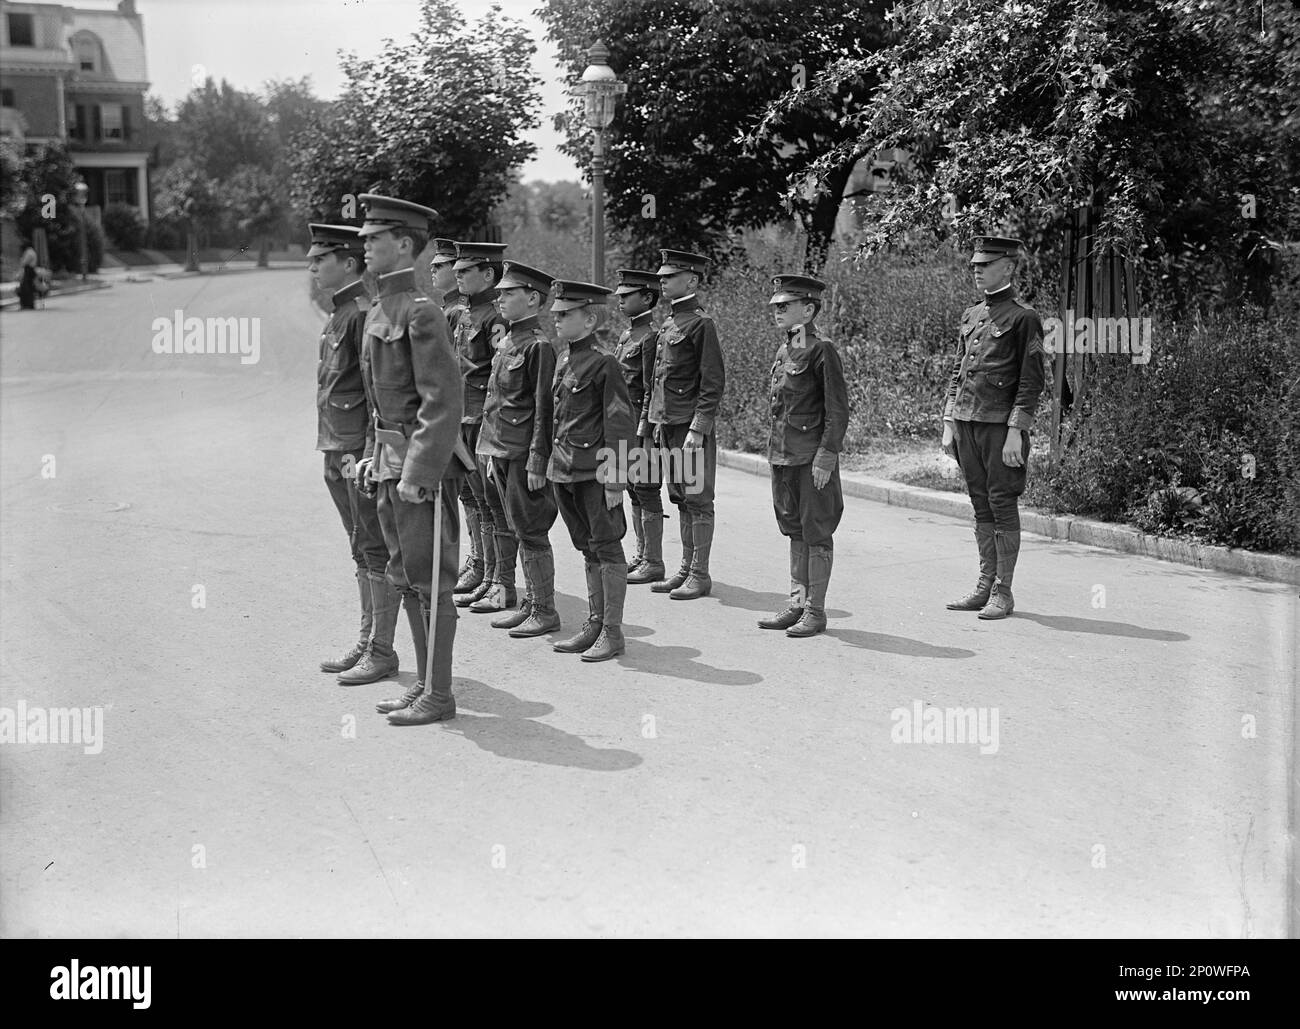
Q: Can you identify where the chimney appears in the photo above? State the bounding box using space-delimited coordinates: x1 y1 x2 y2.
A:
117 0 138 16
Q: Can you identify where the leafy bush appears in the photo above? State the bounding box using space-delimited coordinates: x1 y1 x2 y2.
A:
146 218 186 250
1026 310 1299 553
102 202 147 250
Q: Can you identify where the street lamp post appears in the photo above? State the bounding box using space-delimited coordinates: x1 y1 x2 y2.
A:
576 41 626 286
73 180 89 281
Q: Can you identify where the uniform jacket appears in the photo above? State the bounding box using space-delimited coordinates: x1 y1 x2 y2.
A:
316 279 371 453
943 285 1047 430
477 315 557 474
359 267 465 490
454 287 508 424
442 287 464 321
613 310 657 419
643 294 725 435
768 323 849 470
548 333 635 485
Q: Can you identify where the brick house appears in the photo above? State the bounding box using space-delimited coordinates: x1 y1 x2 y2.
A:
1 0 150 221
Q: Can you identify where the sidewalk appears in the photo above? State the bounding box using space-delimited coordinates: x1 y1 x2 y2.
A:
719 448 1300 586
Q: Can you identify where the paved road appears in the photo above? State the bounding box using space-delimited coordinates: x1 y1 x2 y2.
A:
1 271 1293 937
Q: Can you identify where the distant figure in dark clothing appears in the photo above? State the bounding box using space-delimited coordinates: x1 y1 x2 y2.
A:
17 244 38 309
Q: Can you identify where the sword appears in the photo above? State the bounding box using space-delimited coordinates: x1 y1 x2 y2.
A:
425 481 443 694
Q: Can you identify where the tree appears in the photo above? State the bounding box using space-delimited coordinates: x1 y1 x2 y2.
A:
0 138 23 220
11 142 90 272
154 157 222 271
533 180 586 235
175 78 276 181
263 77 326 157
224 165 284 267
287 0 541 236
537 0 888 271
142 94 180 169
768 0 1300 304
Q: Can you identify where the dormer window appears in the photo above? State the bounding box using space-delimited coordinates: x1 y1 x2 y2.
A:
72 33 100 73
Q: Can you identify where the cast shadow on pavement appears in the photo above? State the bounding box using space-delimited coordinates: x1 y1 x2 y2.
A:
707 581 850 619
442 679 643 771
823 628 974 659
1013 612 1190 641
617 639 764 685
474 590 603 641
556 590 651 638
553 589 588 630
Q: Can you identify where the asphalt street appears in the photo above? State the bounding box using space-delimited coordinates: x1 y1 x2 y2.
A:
1 270 1294 937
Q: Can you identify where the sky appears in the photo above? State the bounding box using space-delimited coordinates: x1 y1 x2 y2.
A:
116 0 582 182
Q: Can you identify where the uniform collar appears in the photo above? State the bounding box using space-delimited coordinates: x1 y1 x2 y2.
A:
983 284 1015 304
442 286 462 306
629 311 654 326
567 333 596 351
330 279 367 310
787 321 817 340
377 267 415 297
510 314 540 331
465 286 499 307
670 294 701 313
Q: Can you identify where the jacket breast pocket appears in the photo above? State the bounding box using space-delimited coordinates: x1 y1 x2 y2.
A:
559 373 589 398
781 358 818 413
321 328 344 362
497 351 528 395
370 324 411 389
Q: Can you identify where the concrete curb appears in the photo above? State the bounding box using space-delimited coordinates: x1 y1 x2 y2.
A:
0 278 111 308
716 448 1300 587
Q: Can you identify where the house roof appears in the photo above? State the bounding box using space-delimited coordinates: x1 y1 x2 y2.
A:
69 5 148 84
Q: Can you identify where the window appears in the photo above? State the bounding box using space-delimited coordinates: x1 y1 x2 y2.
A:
68 103 87 141
74 36 97 72
105 169 130 205
1 89 14 108
7 13 35 47
101 104 123 140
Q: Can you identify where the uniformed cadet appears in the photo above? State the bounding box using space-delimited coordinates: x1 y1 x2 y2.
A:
757 275 849 637
643 249 726 600
941 236 1047 620
478 260 562 638
613 268 666 584
548 281 636 662
308 224 402 682
430 237 464 319
355 194 471 724
450 241 512 613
